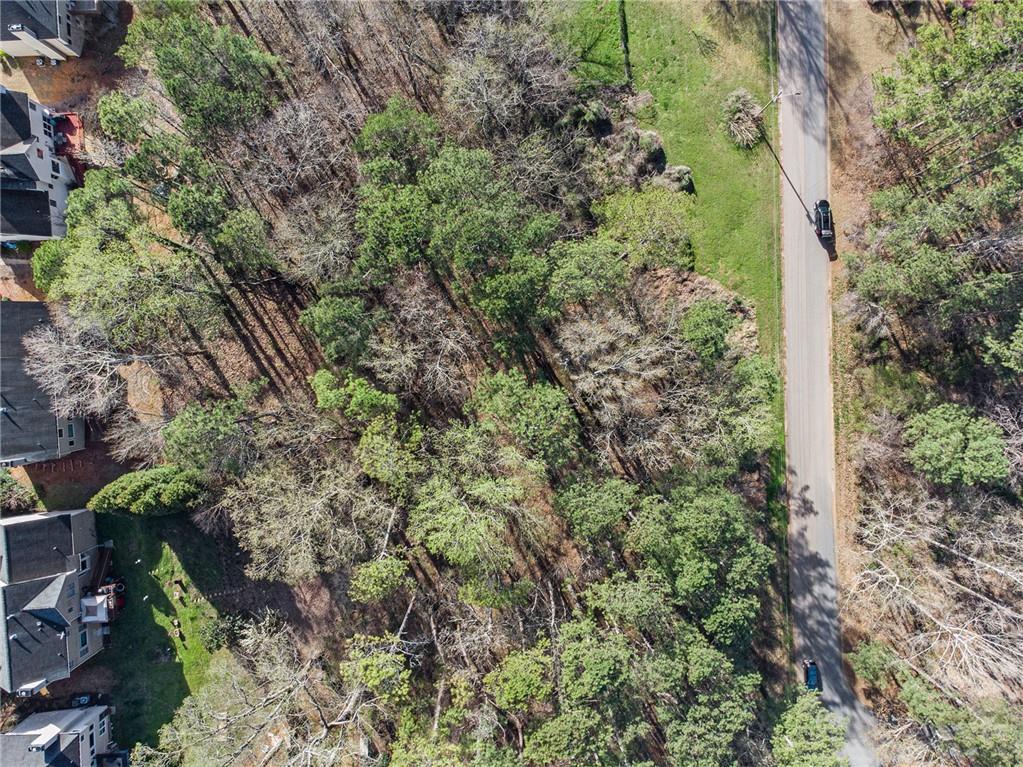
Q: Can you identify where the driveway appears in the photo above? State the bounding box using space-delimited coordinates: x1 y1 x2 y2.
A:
778 1 877 764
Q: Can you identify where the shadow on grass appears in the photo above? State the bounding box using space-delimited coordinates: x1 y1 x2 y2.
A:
95 513 222 747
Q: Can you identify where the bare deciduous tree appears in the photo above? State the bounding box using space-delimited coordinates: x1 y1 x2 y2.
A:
852 474 1023 700
22 317 183 419
104 408 167 467
987 401 1023 488
216 453 394 584
444 16 575 139
553 281 773 475
131 614 388 767
237 91 356 199
365 268 476 406
273 197 357 285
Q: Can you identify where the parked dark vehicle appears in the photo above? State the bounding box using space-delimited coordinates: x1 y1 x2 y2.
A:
803 658 823 692
813 199 834 241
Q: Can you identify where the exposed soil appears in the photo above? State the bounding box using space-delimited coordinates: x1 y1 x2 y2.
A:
0 256 44 301
16 434 126 511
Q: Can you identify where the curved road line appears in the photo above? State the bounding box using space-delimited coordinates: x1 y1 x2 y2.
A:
777 1 878 764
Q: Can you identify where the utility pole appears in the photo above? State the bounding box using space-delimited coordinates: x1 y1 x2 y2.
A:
756 87 801 117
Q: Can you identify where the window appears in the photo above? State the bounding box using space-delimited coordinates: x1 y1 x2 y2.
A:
89 731 94 749
98 717 106 737
58 428 64 438
66 581 76 598
79 552 89 572
69 440 75 447
37 148 44 159
51 160 61 175
49 199 57 208
29 102 36 111
79 628 88 656
67 422 75 439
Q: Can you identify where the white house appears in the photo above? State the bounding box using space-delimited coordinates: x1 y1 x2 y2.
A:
1 86 75 242
0 1 89 61
0 705 123 767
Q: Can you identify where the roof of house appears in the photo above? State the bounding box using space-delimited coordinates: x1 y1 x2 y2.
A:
0 708 95 767
0 302 60 458
0 188 53 239
0 731 80 767
0 511 97 694
0 2 62 46
0 512 75 585
1 88 33 149
1 153 42 184
0 577 74 694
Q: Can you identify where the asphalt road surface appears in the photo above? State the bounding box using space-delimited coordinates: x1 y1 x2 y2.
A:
778 1 878 764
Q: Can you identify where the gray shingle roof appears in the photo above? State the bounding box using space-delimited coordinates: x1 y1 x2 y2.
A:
0 511 74 584
0 511 98 694
0 302 62 461
1 87 32 148
0 188 54 239
0 2 62 48
0 577 73 694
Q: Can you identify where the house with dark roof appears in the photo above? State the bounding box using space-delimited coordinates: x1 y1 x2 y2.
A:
0 704 127 767
0 509 112 696
1 86 75 242
0 1 93 61
1 301 85 466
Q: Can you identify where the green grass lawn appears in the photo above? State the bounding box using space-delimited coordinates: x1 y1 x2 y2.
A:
554 0 781 358
95 514 223 746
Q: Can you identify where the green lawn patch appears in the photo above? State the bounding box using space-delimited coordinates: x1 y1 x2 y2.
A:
554 0 781 358
95 514 223 746
552 0 626 84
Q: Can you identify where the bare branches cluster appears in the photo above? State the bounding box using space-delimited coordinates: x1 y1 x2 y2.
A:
22 316 173 419
443 15 575 139
273 197 357 285
132 615 379 767
236 90 356 200
553 277 771 476
364 268 477 407
217 452 395 584
852 460 1023 701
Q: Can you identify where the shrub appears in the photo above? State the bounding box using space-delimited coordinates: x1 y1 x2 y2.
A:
88 466 206 516
32 239 71 295
310 369 398 421
349 555 412 604
198 613 248 652
722 88 763 149
771 691 847 767
904 404 1009 485
471 370 579 467
484 640 553 713
554 477 637 541
0 470 38 514
680 299 736 364
546 237 629 309
300 295 376 366
594 188 696 271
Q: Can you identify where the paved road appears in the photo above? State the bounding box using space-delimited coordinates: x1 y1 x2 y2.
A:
777 2 877 765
